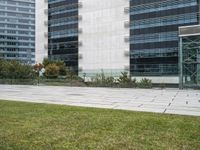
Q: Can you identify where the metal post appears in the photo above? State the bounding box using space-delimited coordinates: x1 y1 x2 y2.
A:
179 37 183 89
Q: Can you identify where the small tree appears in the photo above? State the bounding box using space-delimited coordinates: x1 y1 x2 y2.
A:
43 58 67 76
45 64 59 78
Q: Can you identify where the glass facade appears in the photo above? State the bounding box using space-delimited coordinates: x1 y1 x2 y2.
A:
0 0 35 64
179 25 200 88
180 35 200 88
48 0 79 72
130 0 199 76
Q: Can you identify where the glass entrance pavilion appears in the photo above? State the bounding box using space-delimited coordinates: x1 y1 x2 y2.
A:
179 25 200 89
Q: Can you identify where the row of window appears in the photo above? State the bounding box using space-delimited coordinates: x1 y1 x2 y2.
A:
0 19 35 26
0 17 35 23
0 35 34 41
48 0 66 4
49 16 78 27
0 12 34 18
0 48 34 52
0 29 34 35
130 31 178 44
0 41 34 46
3 53 34 58
130 47 178 58
130 0 197 15
0 6 34 12
49 29 78 39
0 0 35 6
0 25 34 30
130 64 178 76
49 3 78 15
130 13 198 29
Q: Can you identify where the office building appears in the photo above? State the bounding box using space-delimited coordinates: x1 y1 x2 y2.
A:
129 0 199 83
0 0 199 85
0 0 48 64
0 0 36 64
47 0 200 85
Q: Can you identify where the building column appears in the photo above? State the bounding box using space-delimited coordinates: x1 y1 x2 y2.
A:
35 0 48 64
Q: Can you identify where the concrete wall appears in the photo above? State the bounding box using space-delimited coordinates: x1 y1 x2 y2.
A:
78 0 129 77
35 0 48 64
132 76 179 84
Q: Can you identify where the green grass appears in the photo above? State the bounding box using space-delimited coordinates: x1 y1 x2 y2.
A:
0 100 200 150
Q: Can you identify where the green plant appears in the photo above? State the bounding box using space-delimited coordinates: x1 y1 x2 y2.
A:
92 71 115 87
43 58 67 76
117 72 137 88
0 60 35 79
138 78 152 88
0 59 4 78
45 64 59 79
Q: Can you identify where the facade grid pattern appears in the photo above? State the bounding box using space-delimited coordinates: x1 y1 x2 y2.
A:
130 0 199 76
48 0 79 72
0 0 35 64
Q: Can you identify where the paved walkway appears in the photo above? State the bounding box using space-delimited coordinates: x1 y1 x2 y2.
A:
0 85 200 116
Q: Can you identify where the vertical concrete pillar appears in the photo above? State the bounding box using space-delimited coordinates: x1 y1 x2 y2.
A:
35 0 48 64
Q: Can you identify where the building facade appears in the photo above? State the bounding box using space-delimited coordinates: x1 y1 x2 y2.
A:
47 0 200 84
78 0 130 77
0 0 36 64
179 25 200 88
130 0 200 83
0 0 199 84
48 0 79 72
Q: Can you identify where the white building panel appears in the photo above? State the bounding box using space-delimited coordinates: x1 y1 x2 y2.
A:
79 0 129 77
35 0 48 64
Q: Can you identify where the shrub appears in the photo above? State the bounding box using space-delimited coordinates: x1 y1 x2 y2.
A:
45 64 59 78
43 58 67 76
0 59 4 78
138 78 152 89
117 72 137 88
59 65 67 76
0 60 35 79
16 63 35 79
43 58 55 68
92 72 115 87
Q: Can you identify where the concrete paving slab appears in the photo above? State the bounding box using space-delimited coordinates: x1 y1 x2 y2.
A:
0 85 200 116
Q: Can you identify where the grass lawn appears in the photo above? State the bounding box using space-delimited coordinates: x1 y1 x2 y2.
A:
0 100 200 150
